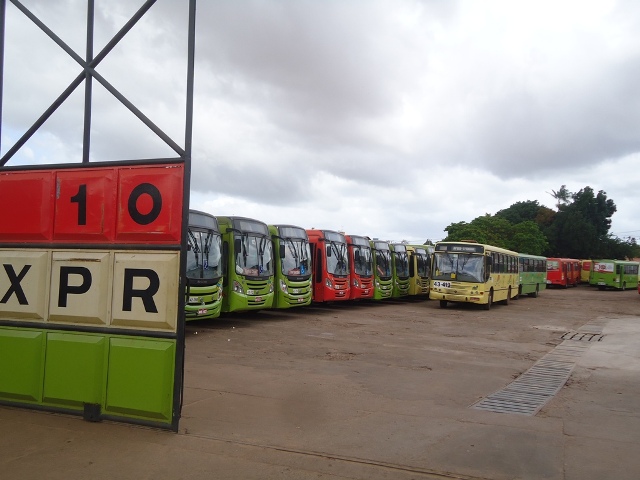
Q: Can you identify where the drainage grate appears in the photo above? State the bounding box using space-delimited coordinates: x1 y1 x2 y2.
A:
471 343 588 416
561 331 604 342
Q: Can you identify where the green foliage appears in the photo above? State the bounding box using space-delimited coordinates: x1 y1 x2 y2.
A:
442 185 632 259
511 221 549 255
443 215 548 255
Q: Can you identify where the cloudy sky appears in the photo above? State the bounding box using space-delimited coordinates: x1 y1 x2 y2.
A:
2 0 639 243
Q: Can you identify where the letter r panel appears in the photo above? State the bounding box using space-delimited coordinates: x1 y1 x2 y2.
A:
111 252 179 331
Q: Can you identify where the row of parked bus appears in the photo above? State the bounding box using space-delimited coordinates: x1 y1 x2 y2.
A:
184 211 640 318
184 211 433 319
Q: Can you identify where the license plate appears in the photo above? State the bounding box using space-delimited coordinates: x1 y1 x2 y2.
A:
246 289 255 295
197 308 207 315
254 296 263 302
189 296 201 303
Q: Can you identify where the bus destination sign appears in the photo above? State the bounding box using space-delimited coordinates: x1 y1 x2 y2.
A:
435 243 484 254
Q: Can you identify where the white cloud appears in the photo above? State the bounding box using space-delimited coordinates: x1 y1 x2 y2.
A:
2 0 639 243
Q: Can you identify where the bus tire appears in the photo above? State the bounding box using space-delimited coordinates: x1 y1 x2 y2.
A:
503 287 511 305
484 290 493 310
439 300 447 308
530 285 539 298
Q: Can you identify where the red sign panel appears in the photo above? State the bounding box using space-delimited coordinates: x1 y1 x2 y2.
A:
0 164 183 245
0 171 56 241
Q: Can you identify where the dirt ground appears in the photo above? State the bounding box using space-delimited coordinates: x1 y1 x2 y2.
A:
2 284 640 479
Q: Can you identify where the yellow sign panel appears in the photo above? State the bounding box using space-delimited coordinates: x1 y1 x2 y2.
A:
0 249 179 332
0 250 50 321
111 253 180 331
48 251 112 326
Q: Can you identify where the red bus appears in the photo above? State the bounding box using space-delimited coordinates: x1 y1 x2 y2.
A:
306 229 351 302
546 258 581 287
345 234 374 300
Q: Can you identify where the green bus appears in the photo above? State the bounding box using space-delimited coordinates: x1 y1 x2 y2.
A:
590 260 640 290
406 245 431 296
269 224 312 308
217 216 275 312
370 239 393 300
517 253 547 298
185 210 224 320
390 243 410 298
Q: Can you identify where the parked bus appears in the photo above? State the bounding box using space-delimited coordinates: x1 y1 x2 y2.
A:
345 234 374 300
370 239 393 300
430 241 518 309
546 258 580 288
517 253 547 298
580 259 592 283
217 216 275 312
406 245 430 296
306 229 351 302
269 225 312 308
185 210 223 320
590 260 640 290
390 243 410 298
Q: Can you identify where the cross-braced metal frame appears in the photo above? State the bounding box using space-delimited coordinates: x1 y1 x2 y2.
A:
0 0 196 168
0 0 196 432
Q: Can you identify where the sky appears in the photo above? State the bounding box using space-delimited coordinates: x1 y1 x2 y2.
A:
2 0 640 244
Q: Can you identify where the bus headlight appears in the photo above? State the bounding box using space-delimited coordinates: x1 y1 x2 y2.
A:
325 278 333 289
269 282 274 293
279 279 288 293
233 281 244 294
353 278 360 288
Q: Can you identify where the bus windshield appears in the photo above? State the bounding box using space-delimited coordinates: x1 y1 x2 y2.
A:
353 245 373 276
235 234 274 277
393 249 409 277
433 252 484 283
327 241 349 276
282 237 311 276
375 249 392 277
416 252 429 277
187 229 223 280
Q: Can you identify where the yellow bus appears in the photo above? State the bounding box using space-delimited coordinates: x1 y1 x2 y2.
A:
430 241 519 309
406 245 431 296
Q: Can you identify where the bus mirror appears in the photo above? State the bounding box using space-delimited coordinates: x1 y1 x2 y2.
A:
234 238 242 253
326 245 332 257
279 244 285 259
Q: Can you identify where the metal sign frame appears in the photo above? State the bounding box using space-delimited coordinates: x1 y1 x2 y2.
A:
0 0 196 432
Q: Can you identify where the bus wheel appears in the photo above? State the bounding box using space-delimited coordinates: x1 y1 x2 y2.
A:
531 285 539 298
484 290 493 310
439 300 447 308
503 287 511 305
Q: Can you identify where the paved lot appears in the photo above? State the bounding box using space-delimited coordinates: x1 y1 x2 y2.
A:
2 286 640 479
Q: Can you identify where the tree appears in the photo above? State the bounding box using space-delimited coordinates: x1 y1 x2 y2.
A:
510 221 549 255
496 200 543 224
443 215 547 254
547 186 617 258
